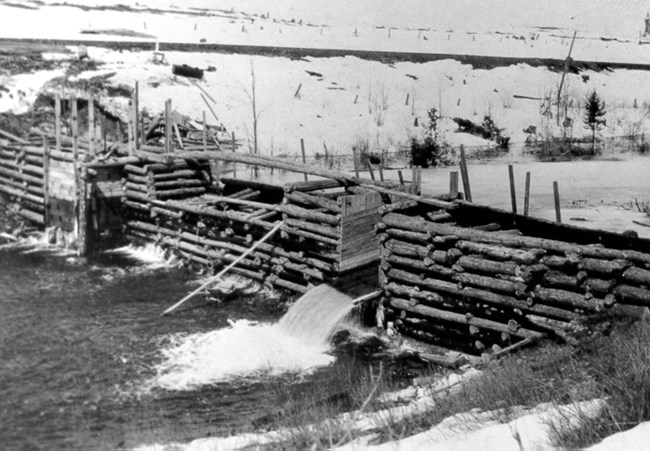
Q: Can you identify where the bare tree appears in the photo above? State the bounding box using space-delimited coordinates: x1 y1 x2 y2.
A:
242 61 261 155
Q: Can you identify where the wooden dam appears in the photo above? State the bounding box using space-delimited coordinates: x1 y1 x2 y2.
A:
3 92 650 364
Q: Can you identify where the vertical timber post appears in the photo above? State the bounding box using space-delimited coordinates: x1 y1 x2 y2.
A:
553 181 562 223
352 148 360 178
449 171 459 198
524 171 531 216
202 111 207 151
459 145 472 202
42 136 50 227
508 164 517 213
378 165 384 182
54 94 61 153
88 95 95 160
164 99 172 154
301 138 308 181
133 81 139 150
231 132 237 178
398 170 404 186
367 162 375 180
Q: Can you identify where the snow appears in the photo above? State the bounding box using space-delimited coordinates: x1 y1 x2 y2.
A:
337 399 605 451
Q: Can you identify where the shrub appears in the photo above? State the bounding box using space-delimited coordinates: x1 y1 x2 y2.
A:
409 108 450 167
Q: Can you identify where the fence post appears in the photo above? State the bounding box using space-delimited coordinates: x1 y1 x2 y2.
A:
508 164 517 213
301 138 308 181
449 171 459 198
459 145 472 202
524 172 531 216
553 181 562 223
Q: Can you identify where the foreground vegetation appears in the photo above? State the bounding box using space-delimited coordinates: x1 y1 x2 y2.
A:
256 316 650 449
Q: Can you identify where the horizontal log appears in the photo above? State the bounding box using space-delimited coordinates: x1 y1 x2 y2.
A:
385 239 430 259
524 315 579 345
17 207 44 224
532 286 603 312
426 211 454 222
0 184 44 205
378 200 418 215
622 266 650 286
456 240 544 265
386 267 578 322
154 187 206 199
280 225 339 246
281 203 341 226
284 190 342 214
124 181 149 193
540 255 581 270
383 213 650 262
456 255 519 277
265 274 309 293
285 179 345 192
389 297 542 339
284 217 340 239
124 164 147 175
382 228 430 244
153 178 206 189
579 258 630 276
542 270 580 291
456 272 528 297
578 278 614 297
613 284 650 306
0 165 43 185
384 254 456 279
153 169 208 181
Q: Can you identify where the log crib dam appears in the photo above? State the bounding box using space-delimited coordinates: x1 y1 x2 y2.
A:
3 92 650 365
376 200 650 364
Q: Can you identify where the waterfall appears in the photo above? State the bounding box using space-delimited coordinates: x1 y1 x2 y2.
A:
278 284 354 348
151 285 354 390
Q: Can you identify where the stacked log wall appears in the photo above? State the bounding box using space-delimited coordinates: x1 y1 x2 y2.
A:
377 205 650 358
122 165 383 293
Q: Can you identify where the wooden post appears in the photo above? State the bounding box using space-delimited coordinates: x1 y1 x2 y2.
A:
209 160 220 188
202 111 207 151
378 165 384 182
367 162 375 180
301 138 308 181
71 97 82 250
524 171 531 216
231 132 237 178
54 94 61 152
398 170 405 186
87 95 94 159
72 98 79 164
133 81 139 149
459 145 472 202
77 167 88 256
411 165 421 195
352 148 360 178
449 171 459 198
164 99 172 154
508 164 517 213
140 114 145 146
553 181 562 223
42 137 50 227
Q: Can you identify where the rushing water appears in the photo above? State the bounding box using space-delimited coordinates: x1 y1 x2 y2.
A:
0 236 368 450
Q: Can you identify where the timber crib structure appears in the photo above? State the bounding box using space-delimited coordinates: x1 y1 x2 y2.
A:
377 201 650 362
3 90 650 362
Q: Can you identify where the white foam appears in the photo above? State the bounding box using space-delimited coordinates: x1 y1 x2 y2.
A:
151 319 335 391
108 243 178 268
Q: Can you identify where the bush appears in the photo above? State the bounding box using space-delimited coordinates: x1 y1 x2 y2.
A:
409 108 450 167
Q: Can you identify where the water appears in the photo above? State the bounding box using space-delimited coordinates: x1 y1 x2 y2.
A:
150 285 354 391
0 238 358 450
